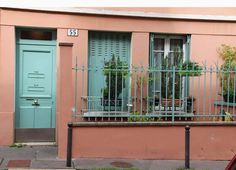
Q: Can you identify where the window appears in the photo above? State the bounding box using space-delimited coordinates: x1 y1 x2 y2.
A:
88 31 131 112
20 30 53 40
150 34 190 102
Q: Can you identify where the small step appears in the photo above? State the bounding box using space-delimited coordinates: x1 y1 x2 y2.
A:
14 142 56 146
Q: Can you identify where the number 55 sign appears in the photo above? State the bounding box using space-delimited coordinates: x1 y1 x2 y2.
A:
67 29 78 36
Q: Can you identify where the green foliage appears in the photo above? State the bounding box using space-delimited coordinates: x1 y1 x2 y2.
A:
218 44 236 63
136 74 147 89
102 54 128 99
10 143 27 148
177 61 202 76
218 45 236 99
128 111 155 122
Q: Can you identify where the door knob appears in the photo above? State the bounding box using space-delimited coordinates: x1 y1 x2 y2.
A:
32 99 40 106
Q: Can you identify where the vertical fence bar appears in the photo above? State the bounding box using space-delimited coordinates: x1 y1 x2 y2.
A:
153 67 156 113
178 73 182 121
73 56 78 118
140 66 143 114
81 65 85 118
197 72 200 120
134 67 137 113
121 63 124 113
115 60 118 115
190 76 194 121
185 125 190 169
171 67 176 122
108 62 111 113
209 66 213 120
165 69 168 119
203 62 207 120
226 67 230 112
159 67 162 116
220 65 224 120
88 67 91 121
233 66 236 115
214 64 219 119
66 123 73 167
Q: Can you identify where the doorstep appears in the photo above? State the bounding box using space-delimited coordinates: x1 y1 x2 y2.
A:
15 142 56 146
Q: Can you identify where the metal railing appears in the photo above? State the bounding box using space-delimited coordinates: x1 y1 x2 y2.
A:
71 63 236 122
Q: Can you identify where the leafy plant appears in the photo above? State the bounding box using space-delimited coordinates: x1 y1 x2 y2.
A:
128 111 156 122
177 61 202 76
160 46 183 99
218 44 236 102
10 143 27 148
102 54 128 99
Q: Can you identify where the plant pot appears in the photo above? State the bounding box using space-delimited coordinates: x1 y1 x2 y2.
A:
223 94 236 103
161 99 183 107
187 97 195 112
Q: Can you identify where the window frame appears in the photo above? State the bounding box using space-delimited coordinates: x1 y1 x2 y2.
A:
152 34 187 64
149 34 190 111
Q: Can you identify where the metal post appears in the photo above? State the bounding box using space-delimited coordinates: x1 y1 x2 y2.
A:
185 125 190 169
172 66 176 122
66 123 73 167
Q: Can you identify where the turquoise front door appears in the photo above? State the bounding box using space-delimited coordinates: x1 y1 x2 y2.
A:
15 39 56 142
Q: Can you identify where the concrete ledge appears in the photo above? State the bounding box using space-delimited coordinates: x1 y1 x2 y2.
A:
70 121 236 127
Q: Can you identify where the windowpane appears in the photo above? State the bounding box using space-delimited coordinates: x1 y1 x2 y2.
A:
170 39 183 51
153 52 164 92
154 38 164 51
21 31 52 40
153 52 164 68
168 51 183 66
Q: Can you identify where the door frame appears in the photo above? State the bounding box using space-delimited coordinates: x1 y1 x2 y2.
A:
15 28 57 142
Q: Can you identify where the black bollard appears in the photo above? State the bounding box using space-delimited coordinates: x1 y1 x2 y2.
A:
66 123 73 167
185 125 190 169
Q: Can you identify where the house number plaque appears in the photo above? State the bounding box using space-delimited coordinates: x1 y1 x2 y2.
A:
67 29 78 36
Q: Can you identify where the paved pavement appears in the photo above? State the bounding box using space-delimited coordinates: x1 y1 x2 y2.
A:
0 145 229 170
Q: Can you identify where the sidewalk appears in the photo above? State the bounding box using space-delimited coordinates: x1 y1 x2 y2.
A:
0 145 229 170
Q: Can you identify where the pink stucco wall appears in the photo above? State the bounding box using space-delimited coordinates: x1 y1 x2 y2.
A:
69 125 236 160
57 43 74 157
0 25 15 145
0 8 236 160
1 9 236 35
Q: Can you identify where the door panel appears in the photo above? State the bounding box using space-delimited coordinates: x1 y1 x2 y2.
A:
19 107 35 128
16 42 56 142
34 107 52 128
20 47 53 98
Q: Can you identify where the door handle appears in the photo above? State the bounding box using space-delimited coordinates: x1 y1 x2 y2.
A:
26 98 34 101
32 99 40 106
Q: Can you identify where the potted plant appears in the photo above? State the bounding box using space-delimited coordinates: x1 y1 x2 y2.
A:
218 44 236 103
186 96 195 113
102 54 129 109
177 61 203 76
